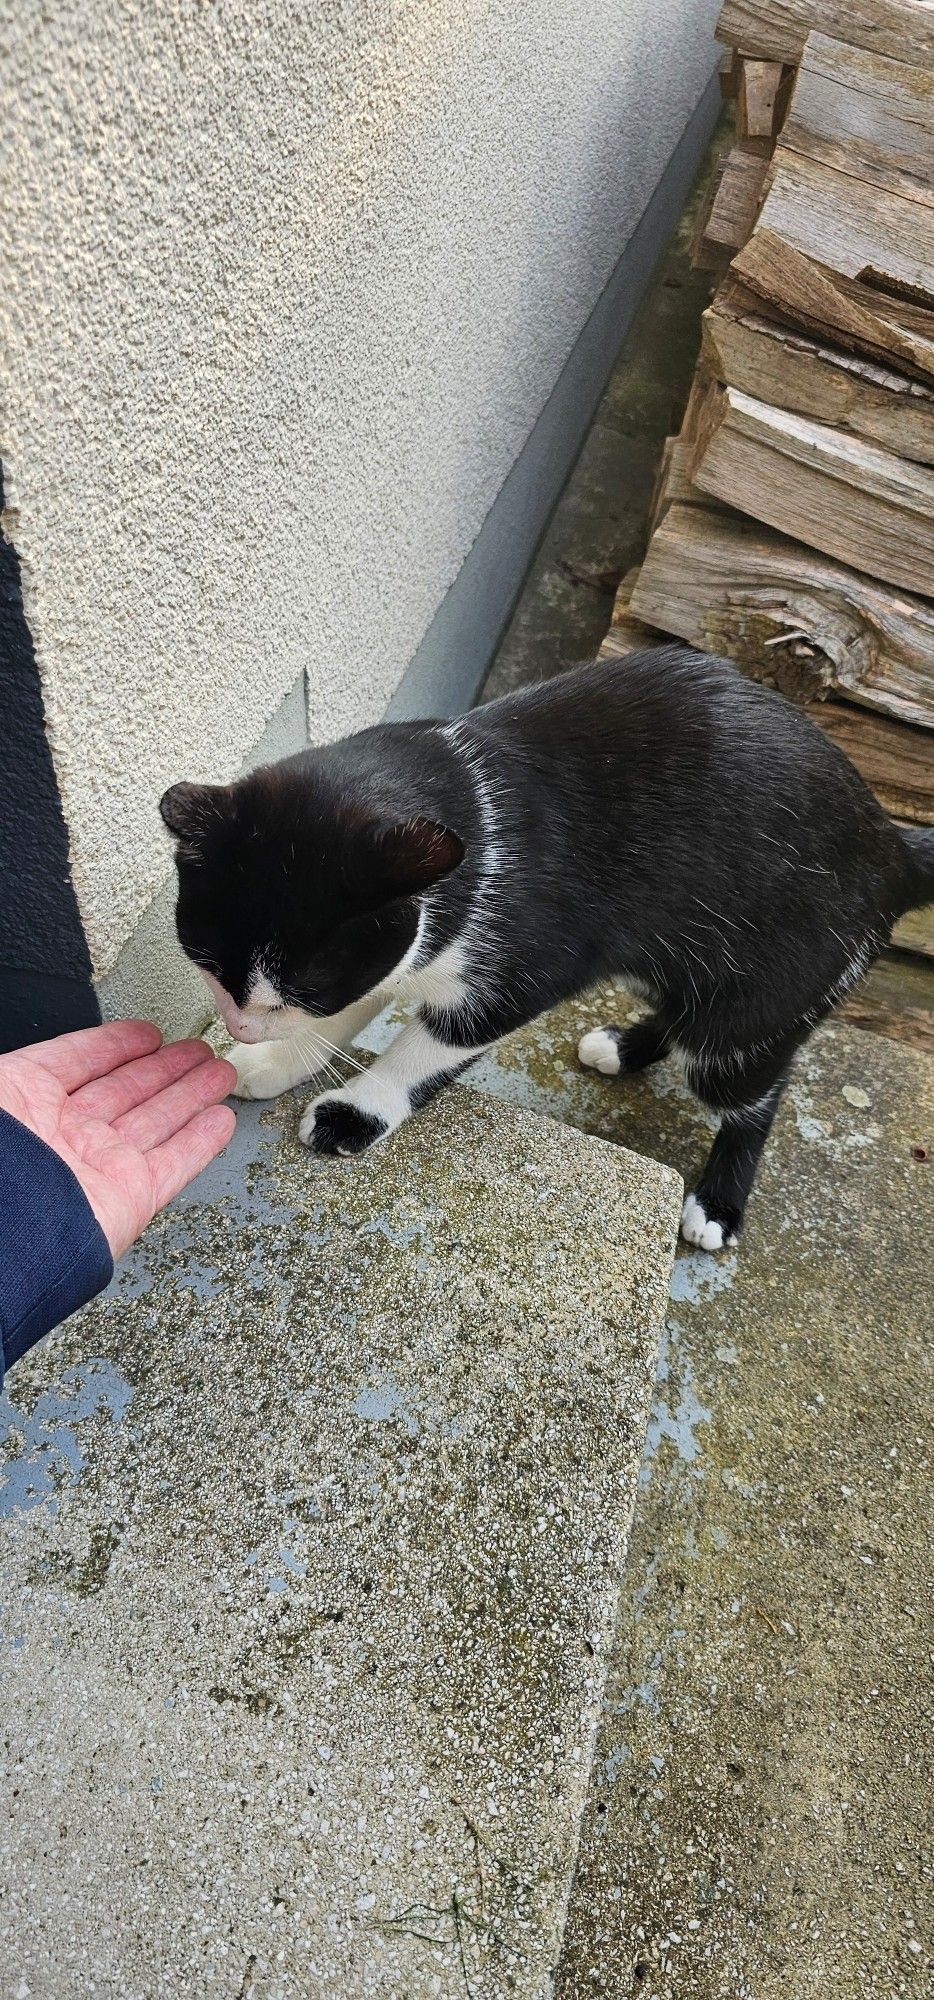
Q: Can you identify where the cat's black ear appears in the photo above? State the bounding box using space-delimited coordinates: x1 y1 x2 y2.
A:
371 816 465 898
159 782 226 843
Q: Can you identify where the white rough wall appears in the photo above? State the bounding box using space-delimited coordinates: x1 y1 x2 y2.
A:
1 0 719 976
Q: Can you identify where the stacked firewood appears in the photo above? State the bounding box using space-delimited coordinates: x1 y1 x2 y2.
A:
605 0 934 867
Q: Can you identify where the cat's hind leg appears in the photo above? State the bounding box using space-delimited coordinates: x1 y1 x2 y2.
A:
578 1008 674 1079
681 1065 788 1252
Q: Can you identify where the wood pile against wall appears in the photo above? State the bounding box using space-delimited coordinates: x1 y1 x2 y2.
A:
605 1 934 953
629 11 934 771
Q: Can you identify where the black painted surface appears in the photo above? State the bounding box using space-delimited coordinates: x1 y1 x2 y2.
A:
0 471 98 1051
0 967 100 1053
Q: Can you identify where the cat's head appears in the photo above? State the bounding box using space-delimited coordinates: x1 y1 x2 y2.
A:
159 763 463 1043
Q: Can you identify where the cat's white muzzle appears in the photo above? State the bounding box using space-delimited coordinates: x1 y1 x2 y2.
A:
200 969 308 1044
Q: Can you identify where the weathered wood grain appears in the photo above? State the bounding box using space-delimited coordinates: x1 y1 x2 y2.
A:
715 0 934 68
629 503 934 727
689 383 934 596
891 902 934 959
719 48 741 99
757 146 934 310
598 570 663 662
788 33 932 211
646 436 707 536
733 229 934 383
694 145 769 267
836 987 934 1052
647 431 733 535
783 33 934 208
737 59 785 147
807 698 934 823
702 279 934 463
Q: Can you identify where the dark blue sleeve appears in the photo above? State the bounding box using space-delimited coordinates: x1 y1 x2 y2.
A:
0 1108 113 1389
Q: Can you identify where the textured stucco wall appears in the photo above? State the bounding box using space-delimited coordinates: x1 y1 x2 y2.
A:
1 0 719 977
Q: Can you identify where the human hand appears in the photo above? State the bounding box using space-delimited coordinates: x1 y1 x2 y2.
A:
0 1021 237 1260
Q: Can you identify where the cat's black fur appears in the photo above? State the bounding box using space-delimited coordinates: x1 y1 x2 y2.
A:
161 648 934 1250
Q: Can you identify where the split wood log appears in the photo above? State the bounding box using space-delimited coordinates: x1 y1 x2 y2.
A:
719 48 741 100
646 435 710 536
694 145 769 268
688 383 934 597
756 146 934 314
599 627 647 662
783 34 934 210
680 365 715 448
647 432 733 536
732 230 934 384
701 278 934 464
806 699 934 824
598 570 663 661
715 0 934 69
891 902 934 959
835 989 934 1053
737 59 785 147
629 504 934 728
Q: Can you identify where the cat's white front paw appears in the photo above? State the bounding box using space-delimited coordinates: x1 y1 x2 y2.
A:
680 1194 737 1253
229 1041 315 1101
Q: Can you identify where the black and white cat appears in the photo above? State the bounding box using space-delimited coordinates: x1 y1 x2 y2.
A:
160 648 934 1251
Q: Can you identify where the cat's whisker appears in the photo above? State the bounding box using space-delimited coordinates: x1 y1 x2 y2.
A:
296 1027 371 1092
313 1047 363 1083
312 1053 348 1092
311 1060 342 1091
310 1031 367 1074
291 1033 345 1091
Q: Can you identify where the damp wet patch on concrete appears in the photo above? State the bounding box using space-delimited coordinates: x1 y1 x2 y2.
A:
0 1084 680 2000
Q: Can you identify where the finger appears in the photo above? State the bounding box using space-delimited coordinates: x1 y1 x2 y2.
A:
21 1020 163 1093
113 1056 237 1153
147 1103 237 1211
70 1038 214 1122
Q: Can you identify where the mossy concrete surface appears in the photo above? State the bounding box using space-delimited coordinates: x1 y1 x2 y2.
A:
457 996 933 1999
0 1088 680 2000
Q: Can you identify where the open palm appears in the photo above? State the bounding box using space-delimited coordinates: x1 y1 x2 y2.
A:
0 1021 236 1260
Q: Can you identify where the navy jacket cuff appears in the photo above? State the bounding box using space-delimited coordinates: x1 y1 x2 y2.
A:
0 1108 114 1389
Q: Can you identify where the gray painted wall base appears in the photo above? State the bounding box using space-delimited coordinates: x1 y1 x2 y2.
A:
386 68 720 721
97 72 719 1038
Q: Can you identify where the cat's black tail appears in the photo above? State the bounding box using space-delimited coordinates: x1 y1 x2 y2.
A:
899 825 934 909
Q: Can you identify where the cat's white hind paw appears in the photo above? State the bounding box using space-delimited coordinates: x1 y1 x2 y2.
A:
680 1194 737 1253
578 1027 622 1076
229 1041 315 1101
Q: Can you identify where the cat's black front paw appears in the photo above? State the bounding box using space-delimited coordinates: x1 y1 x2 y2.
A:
300 1093 388 1157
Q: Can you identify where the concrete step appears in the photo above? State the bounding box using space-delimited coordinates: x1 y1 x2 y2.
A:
442 986 933 2000
0 1085 680 2000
